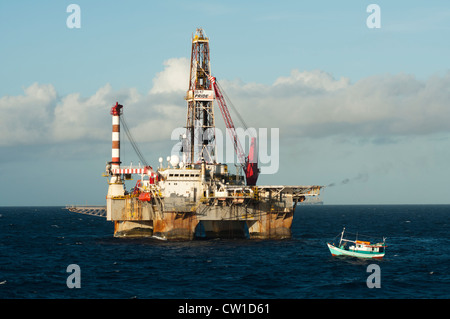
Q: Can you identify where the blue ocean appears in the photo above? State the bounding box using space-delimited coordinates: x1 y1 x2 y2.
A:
0 205 449 299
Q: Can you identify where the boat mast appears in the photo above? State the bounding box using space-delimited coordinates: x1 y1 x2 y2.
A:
339 227 345 246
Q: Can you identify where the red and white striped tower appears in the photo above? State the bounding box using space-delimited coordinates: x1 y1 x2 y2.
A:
107 102 125 220
110 102 123 174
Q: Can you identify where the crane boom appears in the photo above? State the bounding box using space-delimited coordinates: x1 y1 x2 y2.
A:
208 75 259 185
209 76 246 165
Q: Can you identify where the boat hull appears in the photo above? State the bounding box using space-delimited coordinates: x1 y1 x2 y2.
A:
327 243 384 259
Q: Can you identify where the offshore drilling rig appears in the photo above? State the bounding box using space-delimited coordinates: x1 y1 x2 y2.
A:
67 28 322 240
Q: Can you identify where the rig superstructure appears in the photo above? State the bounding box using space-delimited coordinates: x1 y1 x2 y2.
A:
67 28 322 240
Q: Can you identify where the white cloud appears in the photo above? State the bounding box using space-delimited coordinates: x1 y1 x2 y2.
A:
220 70 450 140
1 60 449 153
0 58 190 148
273 69 350 91
149 57 190 94
0 83 56 146
52 84 113 142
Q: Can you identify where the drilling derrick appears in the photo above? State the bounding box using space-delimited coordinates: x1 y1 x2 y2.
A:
184 28 216 164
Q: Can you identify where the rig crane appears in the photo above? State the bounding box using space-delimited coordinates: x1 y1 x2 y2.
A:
207 75 259 186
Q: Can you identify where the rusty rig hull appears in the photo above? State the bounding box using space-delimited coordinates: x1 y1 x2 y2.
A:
107 180 320 240
113 211 293 240
110 198 295 240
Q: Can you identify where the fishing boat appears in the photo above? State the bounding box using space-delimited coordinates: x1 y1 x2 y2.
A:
327 227 387 259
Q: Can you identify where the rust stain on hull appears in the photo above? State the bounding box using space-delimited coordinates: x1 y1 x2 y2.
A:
152 211 198 240
247 211 293 239
114 220 153 237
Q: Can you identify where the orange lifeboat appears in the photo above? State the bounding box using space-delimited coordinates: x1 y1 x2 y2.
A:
138 192 151 201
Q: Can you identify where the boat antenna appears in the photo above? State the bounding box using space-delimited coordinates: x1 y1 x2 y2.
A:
339 227 345 246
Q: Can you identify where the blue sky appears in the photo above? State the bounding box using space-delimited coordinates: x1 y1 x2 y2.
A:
1 1 450 205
